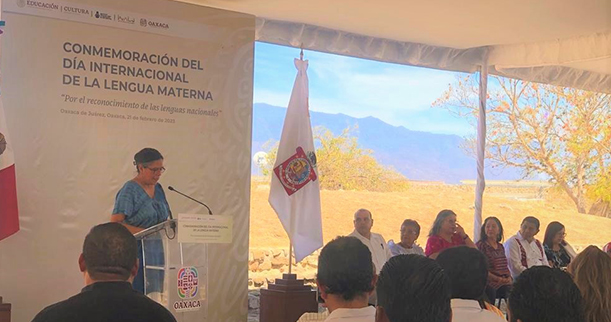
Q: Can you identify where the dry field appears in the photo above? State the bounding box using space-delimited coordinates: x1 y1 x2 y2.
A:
249 180 611 250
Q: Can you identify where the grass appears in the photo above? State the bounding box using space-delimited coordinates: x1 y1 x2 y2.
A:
250 180 611 250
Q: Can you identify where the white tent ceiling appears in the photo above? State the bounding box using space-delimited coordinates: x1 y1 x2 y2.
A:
181 0 611 93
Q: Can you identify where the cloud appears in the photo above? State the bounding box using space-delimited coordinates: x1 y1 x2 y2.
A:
254 42 469 135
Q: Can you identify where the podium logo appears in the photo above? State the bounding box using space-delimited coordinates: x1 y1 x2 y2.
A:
177 267 199 299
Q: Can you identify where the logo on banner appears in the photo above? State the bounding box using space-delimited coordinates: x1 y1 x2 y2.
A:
117 15 135 25
21 0 59 10
0 132 6 156
174 267 202 312
94 11 112 20
140 18 147 27
62 6 89 16
177 267 199 299
274 147 318 196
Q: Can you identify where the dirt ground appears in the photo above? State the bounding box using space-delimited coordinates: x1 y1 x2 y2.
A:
250 180 611 250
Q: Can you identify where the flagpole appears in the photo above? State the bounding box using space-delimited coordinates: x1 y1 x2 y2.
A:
288 240 293 274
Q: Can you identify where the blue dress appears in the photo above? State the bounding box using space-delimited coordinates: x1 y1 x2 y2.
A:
113 181 171 294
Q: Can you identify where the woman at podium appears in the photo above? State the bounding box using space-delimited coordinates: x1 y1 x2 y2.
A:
110 147 171 293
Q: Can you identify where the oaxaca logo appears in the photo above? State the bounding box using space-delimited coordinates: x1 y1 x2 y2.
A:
177 267 198 299
274 146 318 196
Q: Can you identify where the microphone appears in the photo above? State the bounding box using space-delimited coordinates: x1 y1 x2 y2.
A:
168 186 213 215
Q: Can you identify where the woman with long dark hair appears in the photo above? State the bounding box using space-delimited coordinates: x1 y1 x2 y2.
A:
476 217 512 304
543 221 576 269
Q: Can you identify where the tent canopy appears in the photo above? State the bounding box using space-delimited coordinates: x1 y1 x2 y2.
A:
185 0 611 93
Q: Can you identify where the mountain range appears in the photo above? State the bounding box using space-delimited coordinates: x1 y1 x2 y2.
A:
251 103 521 184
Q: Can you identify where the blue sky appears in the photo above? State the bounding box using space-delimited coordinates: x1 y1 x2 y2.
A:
254 42 474 137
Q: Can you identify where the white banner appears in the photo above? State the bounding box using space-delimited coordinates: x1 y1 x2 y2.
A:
0 0 254 321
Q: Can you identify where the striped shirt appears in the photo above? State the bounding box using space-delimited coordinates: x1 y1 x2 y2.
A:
477 240 511 290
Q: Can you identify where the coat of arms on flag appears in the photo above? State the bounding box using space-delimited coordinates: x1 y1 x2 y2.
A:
273 146 317 196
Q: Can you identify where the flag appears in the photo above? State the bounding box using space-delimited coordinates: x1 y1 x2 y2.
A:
268 58 323 262
0 96 19 241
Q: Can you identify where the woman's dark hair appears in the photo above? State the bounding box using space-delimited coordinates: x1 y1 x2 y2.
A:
480 216 504 243
429 209 456 237
402 219 421 235
134 148 163 172
543 221 565 248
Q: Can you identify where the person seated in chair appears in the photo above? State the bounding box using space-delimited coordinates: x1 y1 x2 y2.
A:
317 236 377 322
32 223 176 322
437 246 506 322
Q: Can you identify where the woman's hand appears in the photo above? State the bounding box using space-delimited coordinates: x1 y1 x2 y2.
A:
455 223 467 238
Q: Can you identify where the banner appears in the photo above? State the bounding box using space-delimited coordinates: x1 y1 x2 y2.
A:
0 0 254 321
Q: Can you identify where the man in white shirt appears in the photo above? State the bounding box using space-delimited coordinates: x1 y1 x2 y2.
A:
504 216 549 279
349 209 392 274
437 246 507 322
317 236 377 322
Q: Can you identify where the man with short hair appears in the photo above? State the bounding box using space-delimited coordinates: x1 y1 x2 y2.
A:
32 223 176 322
508 266 584 322
317 236 377 322
349 209 392 275
376 254 452 322
437 246 506 322
504 216 549 279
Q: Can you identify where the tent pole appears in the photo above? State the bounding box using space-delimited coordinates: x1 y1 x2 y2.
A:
474 64 488 243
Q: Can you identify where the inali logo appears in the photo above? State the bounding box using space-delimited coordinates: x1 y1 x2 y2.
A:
117 15 135 25
16 0 26 8
177 267 198 299
140 18 147 27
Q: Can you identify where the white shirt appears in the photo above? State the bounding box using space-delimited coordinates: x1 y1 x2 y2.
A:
451 299 507 322
324 306 376 322
349 230 392 274
387 239 425 256
504 231 549 279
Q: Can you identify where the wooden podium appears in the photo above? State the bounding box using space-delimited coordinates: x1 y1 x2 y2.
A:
259 274 318 322
0 297 11 322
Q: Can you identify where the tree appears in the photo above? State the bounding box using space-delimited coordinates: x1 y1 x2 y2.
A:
260 126 409 192
434 75 611 214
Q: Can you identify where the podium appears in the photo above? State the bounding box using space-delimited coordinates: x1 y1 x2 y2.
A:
134 219 208 322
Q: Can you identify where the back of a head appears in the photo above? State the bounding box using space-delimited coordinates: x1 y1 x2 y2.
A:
83 222 138 281
509 266 584 322
317 236 374 301
569 246 611 322
436 246 488 300
377 254 451 322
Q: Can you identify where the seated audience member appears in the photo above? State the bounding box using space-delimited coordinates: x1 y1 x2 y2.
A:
317 236 377 322
388 219 424 256
476 217 512 303
437 246 506 322
568 246 611 322
349 209 392 274
32 223 176 322
508 266 584 322
425 209 476 259
602 241 611 256
504 216 549 279
543 221 576 269
376 254 451 322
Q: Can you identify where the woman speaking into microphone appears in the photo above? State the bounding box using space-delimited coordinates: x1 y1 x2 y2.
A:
110 148 171 293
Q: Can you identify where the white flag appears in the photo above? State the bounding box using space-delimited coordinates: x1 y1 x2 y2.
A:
268 58 323 262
